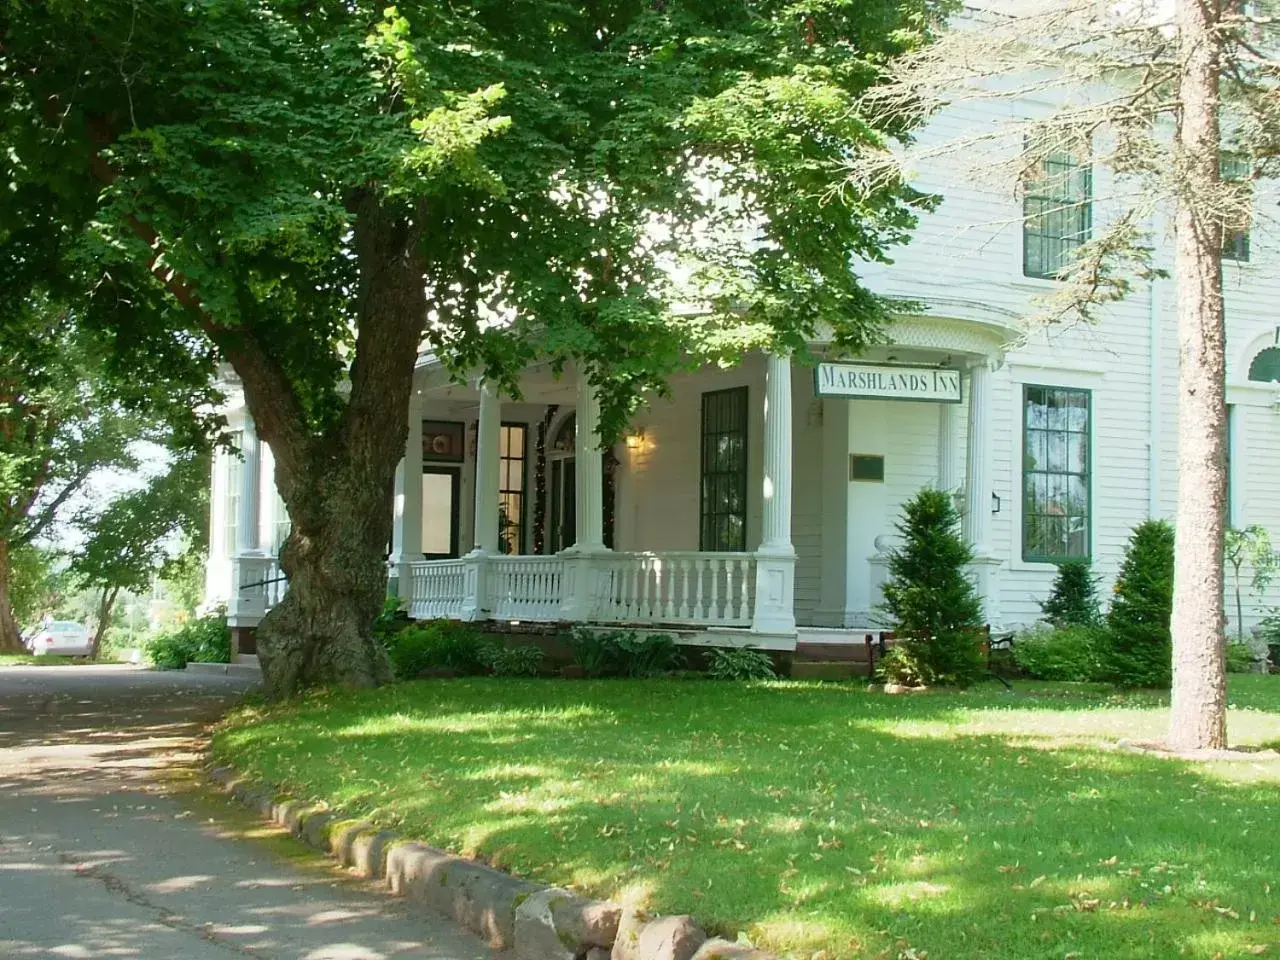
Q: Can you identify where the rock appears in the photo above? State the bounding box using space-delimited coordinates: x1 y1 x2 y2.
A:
349 829 396 879
691 939 776 960
634 915 706 960
299 811 335 852
386 842 540 949
329 821 375 869
514 887 620 960
611 908 651 960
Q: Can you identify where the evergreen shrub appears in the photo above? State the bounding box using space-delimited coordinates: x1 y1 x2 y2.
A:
1040 558 1101 626
879 488 985 687
1101 519 1174 688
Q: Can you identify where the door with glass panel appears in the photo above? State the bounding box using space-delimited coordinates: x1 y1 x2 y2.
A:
421 466 461 559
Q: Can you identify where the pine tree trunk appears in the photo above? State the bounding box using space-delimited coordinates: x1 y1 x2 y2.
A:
1169 0 1228 751
0 538 25 654
237 195 426 698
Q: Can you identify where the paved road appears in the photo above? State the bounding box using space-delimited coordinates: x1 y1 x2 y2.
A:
0 665 500 960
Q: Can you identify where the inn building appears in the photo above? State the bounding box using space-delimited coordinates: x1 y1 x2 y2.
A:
204 96 1280 651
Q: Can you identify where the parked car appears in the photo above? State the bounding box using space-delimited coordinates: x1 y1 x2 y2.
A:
24 621 92 657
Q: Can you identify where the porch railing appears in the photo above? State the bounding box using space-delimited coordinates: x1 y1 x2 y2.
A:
593 552 755 627
489 555 565 620
408 558 468 620
231 554 287 625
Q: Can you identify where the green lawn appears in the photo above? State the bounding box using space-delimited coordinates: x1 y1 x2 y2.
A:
0 653 83 666
214 677 1280 960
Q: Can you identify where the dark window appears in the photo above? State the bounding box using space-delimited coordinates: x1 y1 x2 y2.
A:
1023 147 1092 279
422 420 465 462
1248 346 1280 383
1221 155 1251 262
700 387 748 552
1022 385 1091 561
499 423 527 554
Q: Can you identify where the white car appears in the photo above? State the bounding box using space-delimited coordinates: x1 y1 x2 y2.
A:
24 621 92 657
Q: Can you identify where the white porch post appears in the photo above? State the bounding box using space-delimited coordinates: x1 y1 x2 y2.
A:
752 352 797 635
390 397 424 597
462 379 500 620
228 414 264 632
572 371 606 552
963 361 1000 623
236 415 262 556
938 399 959 494
559 371 609 620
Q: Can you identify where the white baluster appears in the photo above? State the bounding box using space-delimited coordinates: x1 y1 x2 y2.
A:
737 558 751 622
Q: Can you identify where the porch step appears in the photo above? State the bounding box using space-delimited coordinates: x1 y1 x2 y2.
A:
789 660 869 681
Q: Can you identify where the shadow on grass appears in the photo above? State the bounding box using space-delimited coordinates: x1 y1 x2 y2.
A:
214 677 1280 960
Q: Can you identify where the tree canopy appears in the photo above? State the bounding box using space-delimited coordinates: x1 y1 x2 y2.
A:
2 0 946 693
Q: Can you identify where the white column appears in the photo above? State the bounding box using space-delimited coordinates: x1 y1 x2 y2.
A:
235 415 261 556
571 370 607 552
472 380 502 554
462 381 500 621
390 397 424 592
228 414 264 632
938 399 959 493
963 361 1000 624
752 352 796 635
963 363 993 552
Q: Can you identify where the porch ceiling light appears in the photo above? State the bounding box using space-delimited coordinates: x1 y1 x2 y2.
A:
624 428 647 451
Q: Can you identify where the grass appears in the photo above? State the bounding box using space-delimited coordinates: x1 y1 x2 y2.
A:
0 653 85 666
214 677 1280 960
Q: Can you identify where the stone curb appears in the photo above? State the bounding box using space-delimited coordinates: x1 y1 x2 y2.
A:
205 764 778 960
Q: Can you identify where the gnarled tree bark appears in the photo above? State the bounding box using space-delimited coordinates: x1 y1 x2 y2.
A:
227 195 428 698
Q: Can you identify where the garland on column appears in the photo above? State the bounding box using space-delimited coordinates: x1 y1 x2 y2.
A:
603 448 618 549
532 404 557 555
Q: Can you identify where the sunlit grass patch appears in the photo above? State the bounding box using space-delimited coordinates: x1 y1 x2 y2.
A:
214 675 1280 960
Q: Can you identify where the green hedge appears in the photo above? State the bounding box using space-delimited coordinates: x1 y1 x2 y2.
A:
147 615 231 670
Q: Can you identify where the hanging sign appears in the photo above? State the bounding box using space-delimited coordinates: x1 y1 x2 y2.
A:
814 363 962 403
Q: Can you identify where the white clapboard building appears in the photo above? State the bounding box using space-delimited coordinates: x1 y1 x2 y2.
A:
204 97 1280 650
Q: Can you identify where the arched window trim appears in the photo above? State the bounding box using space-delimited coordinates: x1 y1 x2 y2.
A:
1247 346 1280 383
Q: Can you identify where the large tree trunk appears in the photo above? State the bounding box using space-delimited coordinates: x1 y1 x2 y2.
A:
1169 0 1228 751
241 195 427 699
0 538 25 654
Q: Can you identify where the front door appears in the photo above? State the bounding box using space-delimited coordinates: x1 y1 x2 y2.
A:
421 466 461 559
550 456 576 553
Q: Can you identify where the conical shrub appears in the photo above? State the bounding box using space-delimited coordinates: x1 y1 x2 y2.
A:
1103 519 1174 688
879 488 985 687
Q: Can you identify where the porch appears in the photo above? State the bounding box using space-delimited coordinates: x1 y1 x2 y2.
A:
218 312 1014 646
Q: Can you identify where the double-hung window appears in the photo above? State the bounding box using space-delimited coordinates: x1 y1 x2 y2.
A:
700 387 748 552
498 423 527 554
1022 386 1091 561
1023 145 1092 279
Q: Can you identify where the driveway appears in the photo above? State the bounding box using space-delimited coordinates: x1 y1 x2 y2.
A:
0 665 500 959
